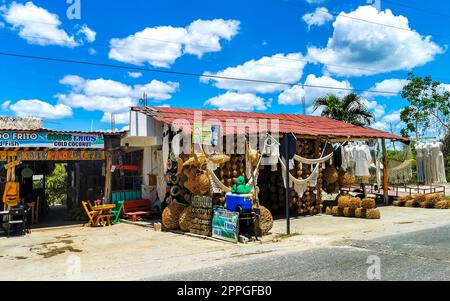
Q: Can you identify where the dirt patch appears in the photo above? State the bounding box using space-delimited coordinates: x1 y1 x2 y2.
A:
55 234 76 239
40 239 74 247
37 246 82 258
15 256 28 260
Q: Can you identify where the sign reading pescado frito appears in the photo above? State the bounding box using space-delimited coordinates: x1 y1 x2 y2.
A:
0 132 105 149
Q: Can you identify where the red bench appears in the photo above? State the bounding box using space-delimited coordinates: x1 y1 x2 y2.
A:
122 200 152 222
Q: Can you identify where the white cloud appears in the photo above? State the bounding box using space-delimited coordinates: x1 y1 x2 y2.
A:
134 80 179 101
303 7 333 29
363 99 385 119
57 75 179 113
304 74 352 103
363 79 409 98
372 110 403 132
2 1 78 47
9 99 73 119
184 19 240 57
202 53 307 94
204 92 270 111
109 19 240 68
278 74 353 106
306 0 325 3
101 112 130 125
77 24 96 43
56 93 134 114
88 48 96 55
0 21 4 28
278 85 305 105
1 100 11 110
128 72 143 78
307 6 444 76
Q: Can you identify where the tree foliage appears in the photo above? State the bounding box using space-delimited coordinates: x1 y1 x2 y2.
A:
401 73 450 138
45 164 67 205
313 93 374 126
444 133 450 182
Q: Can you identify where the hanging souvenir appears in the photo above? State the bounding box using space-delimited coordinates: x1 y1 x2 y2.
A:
170 185 181 197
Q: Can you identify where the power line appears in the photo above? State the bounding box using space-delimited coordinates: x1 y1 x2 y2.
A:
0 30 399 75
0 51 401 95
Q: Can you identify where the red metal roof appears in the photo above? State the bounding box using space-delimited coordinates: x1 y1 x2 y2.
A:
132 106 409 142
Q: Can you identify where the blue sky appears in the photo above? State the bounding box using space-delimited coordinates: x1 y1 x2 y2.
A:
0 0 449 134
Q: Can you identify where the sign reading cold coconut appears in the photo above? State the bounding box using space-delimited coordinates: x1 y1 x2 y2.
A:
212 209 239 243
0 132 105 149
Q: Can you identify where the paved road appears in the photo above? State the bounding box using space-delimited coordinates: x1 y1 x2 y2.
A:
148 224 450 281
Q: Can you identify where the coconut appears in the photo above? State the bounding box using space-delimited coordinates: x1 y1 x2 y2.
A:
413 194 427 204
338 171 355 188
435 201 449 209
162 202 186 230
420 200 435 209
405 200 419 208
425 193 443 205
366 209 381 219
258 206 274 235
331 206 344 217
323 165 339 184
393 200 404 207
355 208 367 218
361 198 376 210
179 206 193 232
349 197 362 210
338 195 350 209
343 208 355 218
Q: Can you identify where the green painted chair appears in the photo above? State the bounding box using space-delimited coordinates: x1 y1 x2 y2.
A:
111 200 124 225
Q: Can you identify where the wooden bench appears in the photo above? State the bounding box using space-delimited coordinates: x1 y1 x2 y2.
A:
122 200 153 222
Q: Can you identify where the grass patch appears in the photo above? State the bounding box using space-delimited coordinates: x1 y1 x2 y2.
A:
276 232 302 240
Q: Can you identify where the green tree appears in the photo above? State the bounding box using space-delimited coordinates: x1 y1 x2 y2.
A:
313 93 374 126
45 164 67 206
400 73 450 138
444 133 450 181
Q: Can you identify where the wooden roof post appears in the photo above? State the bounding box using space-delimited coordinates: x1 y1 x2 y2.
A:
104 152 113 204
381 139 389 206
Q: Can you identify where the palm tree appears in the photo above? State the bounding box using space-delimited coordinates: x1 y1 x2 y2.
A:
313 93 374 127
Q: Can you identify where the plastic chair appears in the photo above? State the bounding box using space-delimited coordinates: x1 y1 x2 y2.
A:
111 200 124 225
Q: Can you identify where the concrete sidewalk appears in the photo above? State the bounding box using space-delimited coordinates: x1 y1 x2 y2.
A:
1 206 450 281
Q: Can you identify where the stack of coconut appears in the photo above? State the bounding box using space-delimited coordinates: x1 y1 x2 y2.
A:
326 195 381 219
294 139 322 216
218 155 246 190
393 193 450 209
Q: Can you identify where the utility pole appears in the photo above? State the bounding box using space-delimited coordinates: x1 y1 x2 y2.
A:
140 92 148 107
111 113 116 132
302 95 306 115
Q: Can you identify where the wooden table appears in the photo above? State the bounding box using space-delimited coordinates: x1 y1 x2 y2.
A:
92 204 115 227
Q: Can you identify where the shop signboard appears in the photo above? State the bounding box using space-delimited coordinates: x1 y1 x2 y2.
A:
0 131 105 149
212 208 239 243
192 124 220 147
0 150 106 161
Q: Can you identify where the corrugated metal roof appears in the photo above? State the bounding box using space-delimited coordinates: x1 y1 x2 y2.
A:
132 106 409 142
